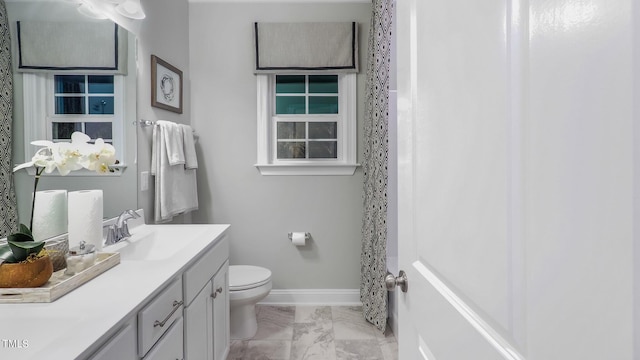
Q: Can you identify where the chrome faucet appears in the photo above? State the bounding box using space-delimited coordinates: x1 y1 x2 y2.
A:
104 209 141 246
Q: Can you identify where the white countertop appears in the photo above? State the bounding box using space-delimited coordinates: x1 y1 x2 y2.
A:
0 223 230 360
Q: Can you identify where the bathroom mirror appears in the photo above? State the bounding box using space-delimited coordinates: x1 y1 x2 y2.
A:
6 0 138 233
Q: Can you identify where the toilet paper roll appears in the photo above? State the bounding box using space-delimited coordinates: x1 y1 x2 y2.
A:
291 232 306 246
31 190 68 241
68 190 104 251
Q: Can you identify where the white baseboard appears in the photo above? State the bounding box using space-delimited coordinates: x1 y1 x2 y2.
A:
259 289 361 306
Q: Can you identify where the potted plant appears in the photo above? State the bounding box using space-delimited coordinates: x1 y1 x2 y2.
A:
0 132 117 288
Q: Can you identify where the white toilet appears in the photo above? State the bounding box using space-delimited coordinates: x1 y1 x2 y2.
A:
229 265 272 340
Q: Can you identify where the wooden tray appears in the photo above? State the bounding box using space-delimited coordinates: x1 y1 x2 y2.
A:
0 252 120 303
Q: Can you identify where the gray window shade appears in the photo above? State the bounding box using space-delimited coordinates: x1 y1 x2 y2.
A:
254 22 358 74
16 21 127 75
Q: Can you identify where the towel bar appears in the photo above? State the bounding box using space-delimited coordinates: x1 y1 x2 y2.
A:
136 119 196 133
138 119 199 143
136 119 155 126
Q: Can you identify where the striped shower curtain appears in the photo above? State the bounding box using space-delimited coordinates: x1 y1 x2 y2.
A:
0 0 18 237
361 0 394 332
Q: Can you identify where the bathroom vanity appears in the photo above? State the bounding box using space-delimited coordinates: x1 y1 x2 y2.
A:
0 223 230 360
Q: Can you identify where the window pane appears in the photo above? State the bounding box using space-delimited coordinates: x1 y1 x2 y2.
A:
309 122 337 139
55 96 85 114
88 76 114 94
85 122 112 139
88 96 115 114
55 75 85 93
277 142 306 159
276 75 305 93
309 75 338 93
52 122 82 140
309 96 338 114
277 122 306 139
309 141 337 159
276 96 306 114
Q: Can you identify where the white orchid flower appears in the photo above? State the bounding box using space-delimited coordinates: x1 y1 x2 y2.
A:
13 160 34 172
85 138 117 173
51 143 85 175
12 131 118 175
12 141 58 173
33 147 58 173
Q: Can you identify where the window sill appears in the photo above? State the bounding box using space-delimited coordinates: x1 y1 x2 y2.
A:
255 163 360 176
24 164 128 177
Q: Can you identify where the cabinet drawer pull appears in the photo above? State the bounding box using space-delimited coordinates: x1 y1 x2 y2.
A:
153 300 184 328
211 287 223 299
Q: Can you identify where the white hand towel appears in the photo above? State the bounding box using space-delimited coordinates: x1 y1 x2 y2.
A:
180 124 198 169
151 123 160 176
158 120 185 166
151 120 198 223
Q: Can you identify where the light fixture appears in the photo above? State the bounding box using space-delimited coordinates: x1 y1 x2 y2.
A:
77 2 109 20
76 0 146 20
115 0 146 20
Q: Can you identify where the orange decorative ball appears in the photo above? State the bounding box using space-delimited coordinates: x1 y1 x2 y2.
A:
0 255 54 288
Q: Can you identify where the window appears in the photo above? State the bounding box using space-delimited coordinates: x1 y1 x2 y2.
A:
275 75 339 160
50 75 116 143
255 73 358 175
22 72 126 176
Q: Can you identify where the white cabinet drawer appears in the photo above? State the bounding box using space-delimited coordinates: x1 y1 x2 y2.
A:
183 235 228 306
144 317 184 360
138 278 183 357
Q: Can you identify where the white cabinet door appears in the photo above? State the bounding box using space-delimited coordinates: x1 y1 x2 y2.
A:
185 282 214 360
90 322 137 360
211 262 229 360
397 0 636 359
184 261 229 360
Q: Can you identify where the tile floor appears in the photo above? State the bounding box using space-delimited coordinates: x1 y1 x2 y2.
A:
227 305 398 360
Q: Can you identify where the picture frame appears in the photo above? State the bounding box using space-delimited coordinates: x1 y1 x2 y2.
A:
151 55 183 113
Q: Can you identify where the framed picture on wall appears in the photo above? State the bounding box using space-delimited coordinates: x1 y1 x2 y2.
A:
151 55 183 113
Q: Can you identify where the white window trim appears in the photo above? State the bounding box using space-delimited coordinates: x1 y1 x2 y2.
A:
254 74 360 176
22 73 127 177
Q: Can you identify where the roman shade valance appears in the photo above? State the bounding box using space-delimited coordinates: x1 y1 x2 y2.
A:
16 21 127 74
254 22 359 74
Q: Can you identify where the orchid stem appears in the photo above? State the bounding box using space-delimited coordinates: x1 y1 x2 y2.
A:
29 167 44 231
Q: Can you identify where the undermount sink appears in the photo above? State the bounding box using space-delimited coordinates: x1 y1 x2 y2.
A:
105 225 198 261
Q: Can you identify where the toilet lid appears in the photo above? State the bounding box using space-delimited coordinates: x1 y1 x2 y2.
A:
229 265 272 291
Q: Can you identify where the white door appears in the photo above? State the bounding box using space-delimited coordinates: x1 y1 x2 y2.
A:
395 0 636 359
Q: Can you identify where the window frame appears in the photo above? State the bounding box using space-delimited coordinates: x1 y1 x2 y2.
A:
22 72 127 177
255 73 359 176
48 74 121 145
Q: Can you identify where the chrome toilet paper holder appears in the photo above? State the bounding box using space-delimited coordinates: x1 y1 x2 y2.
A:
288 232 310 241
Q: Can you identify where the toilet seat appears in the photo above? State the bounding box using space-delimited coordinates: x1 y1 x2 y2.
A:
229 265 272 291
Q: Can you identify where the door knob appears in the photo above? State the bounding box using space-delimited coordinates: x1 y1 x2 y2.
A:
385 270 408 293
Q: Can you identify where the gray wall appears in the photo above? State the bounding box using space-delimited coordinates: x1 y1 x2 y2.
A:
188 2 371 289
137 0 192 224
